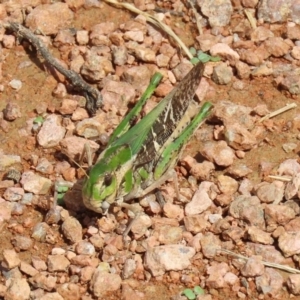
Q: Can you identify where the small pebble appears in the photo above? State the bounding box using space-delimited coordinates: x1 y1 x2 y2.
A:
3 187 24 202
9 79 22 90
282 142 297 153
11 203 25 215
3 102 22 121
75 241 96 256
11 235 33 250
31 222 50 242
61 217 83 244
21 193 33 205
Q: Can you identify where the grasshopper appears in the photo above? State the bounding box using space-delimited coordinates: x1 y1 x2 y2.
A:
82 62 213 213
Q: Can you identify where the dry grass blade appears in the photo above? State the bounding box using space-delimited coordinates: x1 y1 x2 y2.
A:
244 9 257 29
258 103 297 123
221 249 300 274
103 0 193 59
268 175 292 182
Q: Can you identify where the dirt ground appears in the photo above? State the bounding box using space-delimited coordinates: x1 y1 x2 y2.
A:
1 5 296 187
1 1 300 299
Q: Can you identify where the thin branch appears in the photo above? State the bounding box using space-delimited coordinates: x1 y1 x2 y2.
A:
244 9 257 29
4 22 102 116
268 175 292 182
258 103 297 123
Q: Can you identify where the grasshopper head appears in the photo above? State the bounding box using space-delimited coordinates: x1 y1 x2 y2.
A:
82 162 117 213
82 144 133 213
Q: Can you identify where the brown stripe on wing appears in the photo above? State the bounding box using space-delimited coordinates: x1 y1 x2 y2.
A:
134 62 204 167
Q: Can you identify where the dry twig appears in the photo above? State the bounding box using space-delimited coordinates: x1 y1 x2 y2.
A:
258 103 297 123
268 175 292 182
4 22 102 115
244 9 257 29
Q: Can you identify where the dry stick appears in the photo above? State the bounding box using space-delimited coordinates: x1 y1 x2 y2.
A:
103 0 193 59
4 22 102 116
244 9 257 29
250 102 297 132
221 249 300 274
258 103 297 123
268 175 292 182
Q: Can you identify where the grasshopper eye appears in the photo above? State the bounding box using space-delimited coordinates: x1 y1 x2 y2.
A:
104 173 113 186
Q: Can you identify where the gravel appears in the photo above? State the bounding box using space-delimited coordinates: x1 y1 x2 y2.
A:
1 0 300 299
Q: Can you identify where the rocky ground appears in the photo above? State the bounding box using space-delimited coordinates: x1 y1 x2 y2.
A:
1 0 300 299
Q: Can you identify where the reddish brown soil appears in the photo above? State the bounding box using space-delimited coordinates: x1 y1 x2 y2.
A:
1 3 300 300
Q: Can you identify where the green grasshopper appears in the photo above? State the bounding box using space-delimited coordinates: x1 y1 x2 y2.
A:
82 62 213 213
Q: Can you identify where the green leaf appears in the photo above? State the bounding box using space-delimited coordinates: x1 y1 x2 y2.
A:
56 185 69 193
196 50 221 63
33 116 44 124
194 286 205 295
210 56 221 62
57 193 65 206
189 47 197 56
190 57 200 65
197 52 211 63
182 288 196 300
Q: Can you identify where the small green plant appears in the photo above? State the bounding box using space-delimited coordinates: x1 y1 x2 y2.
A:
182 286 205 300
190 47 221 65
33 115 44 125
56 184 70 205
